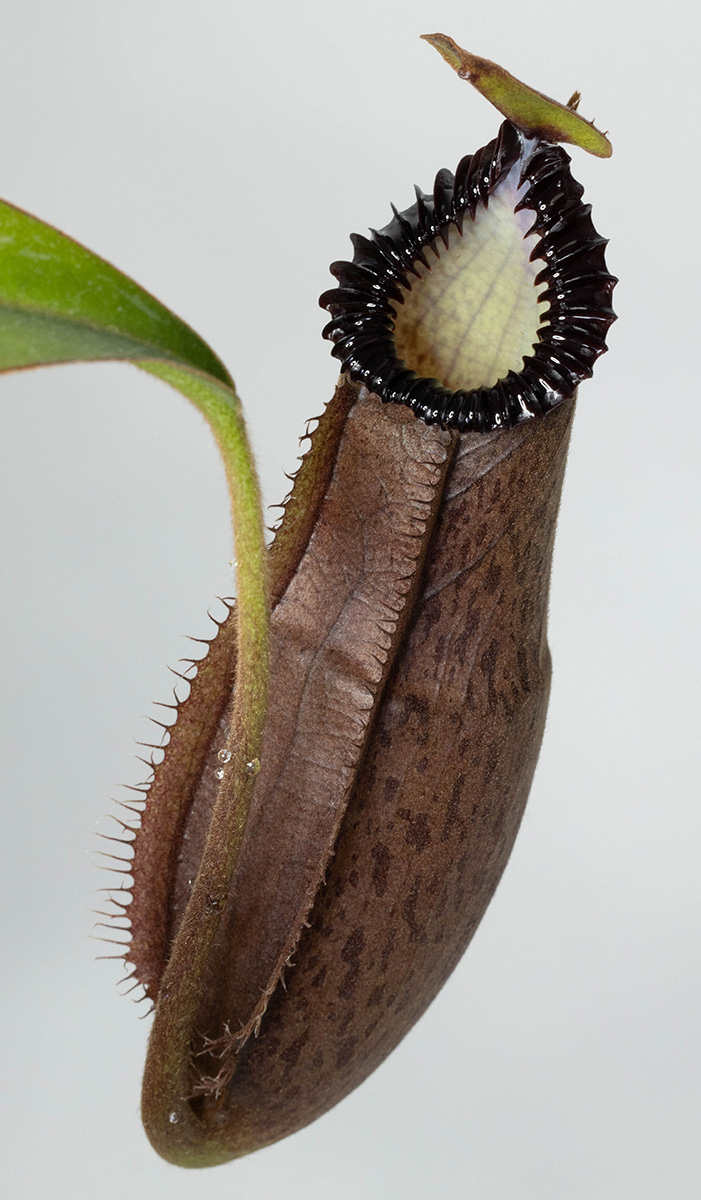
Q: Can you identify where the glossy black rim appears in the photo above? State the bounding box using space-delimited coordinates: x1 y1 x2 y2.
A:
320 121 617 433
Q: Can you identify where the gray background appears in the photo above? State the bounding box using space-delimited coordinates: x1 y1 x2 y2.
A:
1 1 698 1196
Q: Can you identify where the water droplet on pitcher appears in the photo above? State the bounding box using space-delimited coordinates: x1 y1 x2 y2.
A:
214 767 224 780
245 758 261 777
169 1111 179 1124
217 748 232 763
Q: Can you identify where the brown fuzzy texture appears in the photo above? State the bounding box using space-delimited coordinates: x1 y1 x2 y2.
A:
134 376 574 1163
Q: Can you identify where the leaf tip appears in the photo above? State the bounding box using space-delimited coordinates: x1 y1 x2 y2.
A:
420 33 465 74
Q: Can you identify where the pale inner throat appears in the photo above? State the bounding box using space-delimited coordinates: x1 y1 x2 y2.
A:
392 168 548 393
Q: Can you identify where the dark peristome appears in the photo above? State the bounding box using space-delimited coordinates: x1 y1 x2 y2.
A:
320 121 617 433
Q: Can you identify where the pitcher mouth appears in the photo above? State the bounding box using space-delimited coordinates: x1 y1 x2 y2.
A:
320 120 616 433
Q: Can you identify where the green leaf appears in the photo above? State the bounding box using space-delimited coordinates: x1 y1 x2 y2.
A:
0 196 263 603
0 199 232 379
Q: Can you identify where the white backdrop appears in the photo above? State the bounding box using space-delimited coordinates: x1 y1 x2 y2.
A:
1 2 699 1197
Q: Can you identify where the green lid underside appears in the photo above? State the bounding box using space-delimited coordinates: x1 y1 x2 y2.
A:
422 33 612 158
